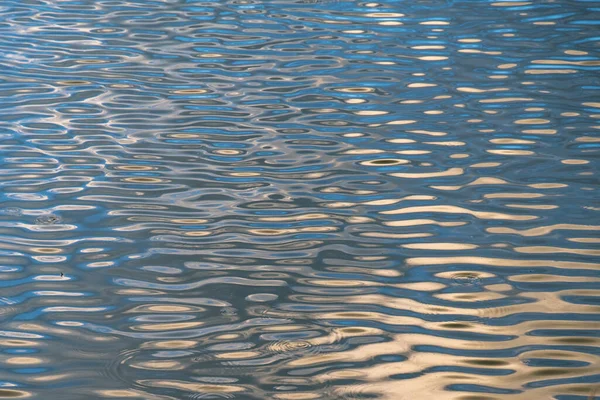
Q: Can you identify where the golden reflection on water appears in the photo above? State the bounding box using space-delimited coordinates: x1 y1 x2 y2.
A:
382 205 537 220
0 0 598 399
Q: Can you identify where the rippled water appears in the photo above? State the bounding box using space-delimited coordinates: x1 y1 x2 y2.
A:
1 0 599 399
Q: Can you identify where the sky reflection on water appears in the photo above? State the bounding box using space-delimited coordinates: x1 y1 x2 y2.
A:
0 0 599 399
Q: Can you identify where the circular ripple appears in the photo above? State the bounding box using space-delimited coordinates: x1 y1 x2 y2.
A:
2 207 22 216
450 272 483 286
101 348 140 386
35 214 61 225
265 340 314 355
219 307 238 317
186 393 235 400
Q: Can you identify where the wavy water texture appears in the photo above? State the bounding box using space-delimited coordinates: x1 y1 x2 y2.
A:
0 0 599 399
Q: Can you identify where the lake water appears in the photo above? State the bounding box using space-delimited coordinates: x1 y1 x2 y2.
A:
0 0 599 399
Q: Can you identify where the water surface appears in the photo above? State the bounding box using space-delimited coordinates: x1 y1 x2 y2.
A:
0 0 599 399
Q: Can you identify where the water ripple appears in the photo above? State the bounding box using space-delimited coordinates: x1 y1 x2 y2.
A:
0 0 599 399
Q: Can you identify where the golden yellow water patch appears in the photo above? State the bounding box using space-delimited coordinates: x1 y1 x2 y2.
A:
522 129 556 134
97 390 146 397
171 219 209 224
386 120 416 125
576 136 600 142
6 357 42 365
408 83 437 87
0 389 31 398
514 118 550 124
490 138 535 144
215 351 261 359
184 231 212 237
457 87 508 93
31 248 62 254
360 232 432 239
418 56 448 61
144 340 198 349
514 246 600 256
562 159 589 165
505 204 558 210
275 394 321 400
354 110 388 115
391 168 464 178
486 224 599 237
171 89 208 94
123 177 165 183
565 50 588 55
335 87 374 93
131 361 184 370
361 159 409 166
382 205 536 220
480 97 533 103
568 238 600 243
435 292 506 302
510 274 600 284
528 183 568 189
487 149 534 155
132 322 204 331
402 243 478 250
385 219 465 227
525 69 577 74
534 59 600 66
471 162 501 168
